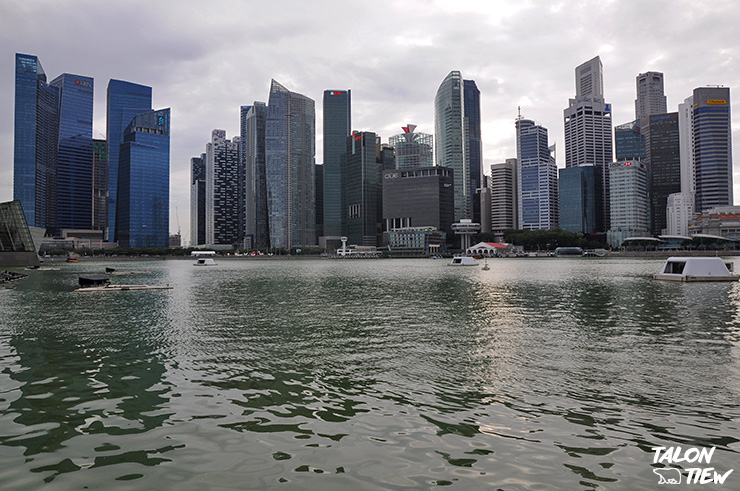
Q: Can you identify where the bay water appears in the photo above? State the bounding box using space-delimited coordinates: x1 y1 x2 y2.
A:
1 257 739 489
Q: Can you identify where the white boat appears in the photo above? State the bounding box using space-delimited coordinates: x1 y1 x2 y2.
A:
448 256 479 266
194 258 217 266
653 257 739 282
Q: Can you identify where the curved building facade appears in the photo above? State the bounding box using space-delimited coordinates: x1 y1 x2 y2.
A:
434 71 470 222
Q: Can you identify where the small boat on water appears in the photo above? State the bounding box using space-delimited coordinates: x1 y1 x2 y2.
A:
105 267 150 274
194 258 217 266
653 257 740 282
448 256 479 266
75 276 172 292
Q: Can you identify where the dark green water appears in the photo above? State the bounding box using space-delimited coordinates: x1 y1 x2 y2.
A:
1 257 739 489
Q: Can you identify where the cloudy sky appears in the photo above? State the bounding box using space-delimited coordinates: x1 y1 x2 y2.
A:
1 0 738 243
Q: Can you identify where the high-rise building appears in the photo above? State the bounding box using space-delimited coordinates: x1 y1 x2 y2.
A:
205 130 242 247
345 132 383 246
106 80 152 241
435 71 470 222
516 118 558 230
315 163 324 243
117 108 170 248
265 80 315 250
243 102 269 248
558 165 602 234
666 192 694 236
489 159 518 234
322 89 351 242
389 125 434 169
190 155 206 246
678 95 695 196
13 53 60 232
92 139 108 232
13 53 59 230
644 112 680 235
564 56 613 230
50 73 94 232
635 72 667 120
614 119 645 161
464 80 482 224
383 166 454 243
607 160 649 248
692 87 733 212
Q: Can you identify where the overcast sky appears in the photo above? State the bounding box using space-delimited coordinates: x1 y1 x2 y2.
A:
1 0 738 242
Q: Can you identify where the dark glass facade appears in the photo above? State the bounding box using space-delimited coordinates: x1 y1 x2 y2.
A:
558 165 602 234
693 87 733 211
614 119 645 161
190 155 206 246
645 113 680 235
382 166 455 242
92 139 108 231
117 109 170 248
345 132 382 246
464 80 482 224
50 73 94 232
106 80 152 241
207 130 242 246
322 89 351 238
13 54 59 232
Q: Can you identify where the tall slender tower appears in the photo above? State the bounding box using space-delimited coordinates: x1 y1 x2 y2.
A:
50 73 94 232
564 56 613 230
190 154 206 246
464 80 482 223
266 80 315 250
243 102 269 248
106 80 152 241
635 72 667 120
435 71 470 222
692 87 733 212
322 89 351 242
516 117 558 230
13 53 59 232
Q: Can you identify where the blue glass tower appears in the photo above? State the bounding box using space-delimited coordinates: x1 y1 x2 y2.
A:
614 119 645 161
49 73 94 231
117 109 170 248
13 54 60 231
516 118 558 230
243 102 269 248
558 165 602 233
106 80 152 241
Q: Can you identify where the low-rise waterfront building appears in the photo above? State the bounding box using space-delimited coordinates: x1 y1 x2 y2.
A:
387 227 446 257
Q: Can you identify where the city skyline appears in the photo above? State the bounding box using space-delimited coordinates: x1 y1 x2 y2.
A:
1 1 738 242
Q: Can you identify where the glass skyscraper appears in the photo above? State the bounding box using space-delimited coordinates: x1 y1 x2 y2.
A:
205 130 242 247
190 155 206 247
558 165 602 234
106 79 152 242
117 109 170 248
693 87 733 211
92 139 108 232
389 125 433 169
464 79 482 223
322 89 351 240
345 132 382 246
49 73 94 231
435 71 470 222
243 102 269 248
266 80 315 250
14 53 60 232
516 118 558 230
614 119 645 161
645 112 680 235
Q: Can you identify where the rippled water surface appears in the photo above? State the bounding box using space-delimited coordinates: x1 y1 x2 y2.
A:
1 257 739 489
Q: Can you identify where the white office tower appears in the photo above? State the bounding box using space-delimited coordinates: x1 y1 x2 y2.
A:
665 192 694 236
607 160 649 248
564 56 613 230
